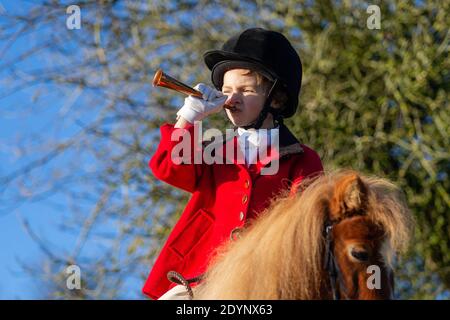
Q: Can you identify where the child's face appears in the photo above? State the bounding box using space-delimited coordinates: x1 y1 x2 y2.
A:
222 69 268 128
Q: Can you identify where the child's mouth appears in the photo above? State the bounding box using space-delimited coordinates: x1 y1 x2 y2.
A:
226 105 240 113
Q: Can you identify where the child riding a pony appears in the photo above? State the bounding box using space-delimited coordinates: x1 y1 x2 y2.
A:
143 28 323 300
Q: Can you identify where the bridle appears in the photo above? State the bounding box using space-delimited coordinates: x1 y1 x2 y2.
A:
323 220 349 300
168 222 349 300
168 218 391 300
170 222 349 300
166 227 244 299
323 216 394 300
166 271 204 299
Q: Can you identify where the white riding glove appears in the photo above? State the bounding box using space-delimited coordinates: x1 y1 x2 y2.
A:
176 83 228 123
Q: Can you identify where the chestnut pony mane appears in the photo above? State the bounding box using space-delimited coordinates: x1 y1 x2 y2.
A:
194 170 414 299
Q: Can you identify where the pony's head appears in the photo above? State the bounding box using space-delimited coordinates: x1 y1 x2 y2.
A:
323 173 406 299
194 170 414 300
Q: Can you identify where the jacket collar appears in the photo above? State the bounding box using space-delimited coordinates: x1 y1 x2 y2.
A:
277 124 304 157
210 124 303 172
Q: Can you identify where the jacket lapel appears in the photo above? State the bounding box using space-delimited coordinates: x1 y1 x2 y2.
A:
204 125 304 172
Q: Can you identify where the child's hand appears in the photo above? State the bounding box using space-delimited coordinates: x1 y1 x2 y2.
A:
176 83 228 123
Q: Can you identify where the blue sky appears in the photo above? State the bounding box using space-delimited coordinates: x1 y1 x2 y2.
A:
0 1 74 299
0 0 147 299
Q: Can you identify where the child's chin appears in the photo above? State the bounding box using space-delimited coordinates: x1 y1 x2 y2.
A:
226 115 246 128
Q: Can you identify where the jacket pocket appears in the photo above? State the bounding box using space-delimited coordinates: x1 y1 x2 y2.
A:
169 209 214 259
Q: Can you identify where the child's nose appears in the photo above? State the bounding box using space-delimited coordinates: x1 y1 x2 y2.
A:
226 92 241 106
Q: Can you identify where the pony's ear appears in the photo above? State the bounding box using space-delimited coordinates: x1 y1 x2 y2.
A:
344 175 367 211
330 173 368 219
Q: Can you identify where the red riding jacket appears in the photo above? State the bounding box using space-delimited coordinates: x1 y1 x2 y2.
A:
142 123 323 299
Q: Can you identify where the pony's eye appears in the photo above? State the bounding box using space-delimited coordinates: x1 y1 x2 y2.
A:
350 248 369 262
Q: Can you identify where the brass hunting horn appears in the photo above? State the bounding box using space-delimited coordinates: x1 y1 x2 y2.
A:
152 69 203 98
152 69 233 109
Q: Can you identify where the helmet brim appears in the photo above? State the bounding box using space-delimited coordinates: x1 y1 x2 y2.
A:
204 50 276 89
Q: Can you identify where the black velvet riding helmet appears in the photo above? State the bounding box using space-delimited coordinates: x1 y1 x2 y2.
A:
203 28 302 119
